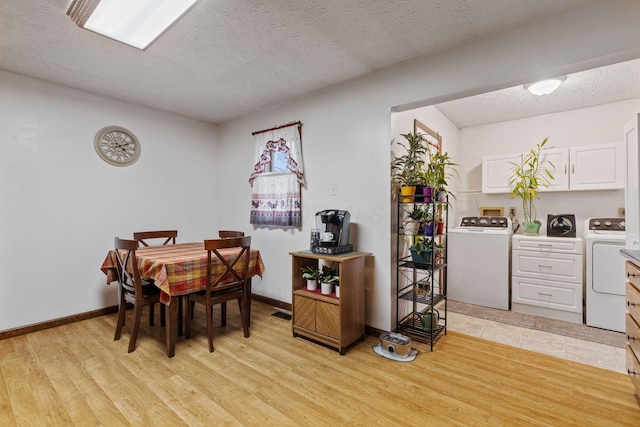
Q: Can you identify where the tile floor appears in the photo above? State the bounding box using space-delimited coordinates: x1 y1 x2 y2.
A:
446 311 627 374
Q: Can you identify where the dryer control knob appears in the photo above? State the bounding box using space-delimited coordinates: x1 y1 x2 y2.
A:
604 221 612 227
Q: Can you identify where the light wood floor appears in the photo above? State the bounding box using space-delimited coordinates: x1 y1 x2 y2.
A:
1 301 639 426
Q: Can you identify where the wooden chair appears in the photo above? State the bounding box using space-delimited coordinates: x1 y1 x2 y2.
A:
133 230 178 247
133 230 178 326
113 237 163 353
218 230 245 324
185 236 252 352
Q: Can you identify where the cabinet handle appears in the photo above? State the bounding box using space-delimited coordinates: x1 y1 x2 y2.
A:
564 164 567 174
571 164 575 174
629 301 637 307
538 292 552 297
628 272 638 277
538 265 552 269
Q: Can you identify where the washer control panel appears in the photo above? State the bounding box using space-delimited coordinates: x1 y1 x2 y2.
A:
588 217 625 232
459 216 509 228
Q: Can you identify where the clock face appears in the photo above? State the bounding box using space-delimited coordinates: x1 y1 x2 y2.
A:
94 126 141 166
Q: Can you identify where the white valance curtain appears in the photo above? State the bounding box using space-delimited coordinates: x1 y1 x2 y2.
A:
249 123 304 226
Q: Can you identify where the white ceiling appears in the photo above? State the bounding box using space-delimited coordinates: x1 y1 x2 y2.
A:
2 0 637 126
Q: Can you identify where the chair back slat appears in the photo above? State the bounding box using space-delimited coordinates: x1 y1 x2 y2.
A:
204 236 251 292
218 230 245 238
134 230 177 247
114 237 143 296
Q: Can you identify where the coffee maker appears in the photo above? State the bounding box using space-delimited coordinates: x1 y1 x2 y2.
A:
312 209 353 254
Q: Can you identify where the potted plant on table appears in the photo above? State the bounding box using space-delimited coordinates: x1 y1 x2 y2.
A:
300 265 320 291
509 138 555 235
320 264 340 296
392 132 427 202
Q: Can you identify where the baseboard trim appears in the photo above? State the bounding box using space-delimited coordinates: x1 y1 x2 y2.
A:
0 306 119 340
1 296 379 341
252 294 292 312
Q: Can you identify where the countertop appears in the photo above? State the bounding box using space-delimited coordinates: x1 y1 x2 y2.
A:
620 248 640 264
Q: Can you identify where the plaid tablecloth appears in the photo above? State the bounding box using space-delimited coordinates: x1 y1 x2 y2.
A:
101 242 265 304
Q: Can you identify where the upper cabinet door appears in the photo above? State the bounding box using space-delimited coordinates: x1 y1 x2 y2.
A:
482 153 522 194
540 148 569 192
570 142 624 190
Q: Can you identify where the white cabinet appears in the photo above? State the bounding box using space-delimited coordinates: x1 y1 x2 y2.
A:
482 143 624 193
511 235 583 323
541 143 625 191
482 153 522 193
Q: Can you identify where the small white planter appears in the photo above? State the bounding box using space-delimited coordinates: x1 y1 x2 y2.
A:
404 220 420 235
321 282 333 295
306 279 318 291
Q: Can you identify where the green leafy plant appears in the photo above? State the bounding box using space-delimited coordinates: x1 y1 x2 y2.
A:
392 132 427 186
300 265 320 280
410 236 441 255
509 138 554 223
407 207 426 221
421 150 459 200
320 265 339 284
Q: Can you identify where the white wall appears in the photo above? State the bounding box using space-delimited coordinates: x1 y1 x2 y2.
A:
2 0 639 333
216 1 640 331
0 71 218 331
453 98 640 235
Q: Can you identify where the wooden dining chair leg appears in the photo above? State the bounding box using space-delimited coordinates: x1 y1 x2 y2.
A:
128 303 144 353
239 289 250 338
206 301 215 352
184 298 193 339
149 303 155 326
221 302 227 327
114 293 127 341
177 296 184 336
160 303 166 327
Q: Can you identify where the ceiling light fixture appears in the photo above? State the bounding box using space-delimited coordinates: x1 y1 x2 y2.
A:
66 0 200 50
524 76 567 96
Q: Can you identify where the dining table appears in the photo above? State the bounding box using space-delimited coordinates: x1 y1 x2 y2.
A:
101 241 265 357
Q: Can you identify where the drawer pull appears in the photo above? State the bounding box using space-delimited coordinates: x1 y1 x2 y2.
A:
627 272 638 277
629 301 637 307
538 265 552 269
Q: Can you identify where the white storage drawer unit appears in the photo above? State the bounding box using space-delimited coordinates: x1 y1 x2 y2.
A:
511 235 584 323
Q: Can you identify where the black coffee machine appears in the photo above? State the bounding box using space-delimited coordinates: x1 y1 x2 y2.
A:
312 209 353 254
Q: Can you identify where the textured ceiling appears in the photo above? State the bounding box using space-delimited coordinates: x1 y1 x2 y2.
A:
435 58 640 128
2 0 629 126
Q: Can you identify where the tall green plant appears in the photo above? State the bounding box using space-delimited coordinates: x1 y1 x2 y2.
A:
509 138 554 223
392 132 427 186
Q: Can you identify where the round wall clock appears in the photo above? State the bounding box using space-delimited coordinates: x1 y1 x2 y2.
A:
94 126 141 166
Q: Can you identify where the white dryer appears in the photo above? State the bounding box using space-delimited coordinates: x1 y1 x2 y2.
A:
584 217 626 332
448 216 513 310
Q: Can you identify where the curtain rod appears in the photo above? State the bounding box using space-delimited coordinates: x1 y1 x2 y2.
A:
252 121 301 136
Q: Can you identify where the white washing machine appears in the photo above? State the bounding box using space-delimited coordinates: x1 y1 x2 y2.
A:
584 217 626 332
448 216 513 310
